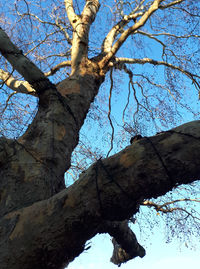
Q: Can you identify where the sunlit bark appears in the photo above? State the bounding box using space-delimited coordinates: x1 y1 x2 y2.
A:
0 0 199 268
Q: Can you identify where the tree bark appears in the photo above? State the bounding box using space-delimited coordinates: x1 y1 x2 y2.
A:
0 120 200 269
0 2 200 268
0 26 104 215
0 68 104 215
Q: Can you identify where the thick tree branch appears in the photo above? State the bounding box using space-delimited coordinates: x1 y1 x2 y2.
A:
0 27 52 94
82 0 100 23
64 0 100 74
100 220 145 266
99 0 162 68
0 60 71 96
0 52 104 217
64 0 78 27
0 23 105 217
101 11 143 53
1 120 200 269
0 69 36 95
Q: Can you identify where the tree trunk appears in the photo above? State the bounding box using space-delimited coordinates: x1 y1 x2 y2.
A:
0 110 200 268
0 4 200 267
0 63 104 214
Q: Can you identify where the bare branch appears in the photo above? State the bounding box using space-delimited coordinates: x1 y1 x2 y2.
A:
135 30 166 48
0 60 71 96
113 57 200 91
122 81 131 126
147 32 200 39
142 198 200 220
64 0 78 27
102 11 143 53
0 69 36 95
82 0 100 24
15 12 72 45
134 73 177 101
143 198 200 209
1 91 17 115
0 27 51 94
44 61 71 77
2 120 200 268
64 0 100 74
99 0 162 68
159 0 185 9
25 30 63 57
173 6 200 18
106 68 114 157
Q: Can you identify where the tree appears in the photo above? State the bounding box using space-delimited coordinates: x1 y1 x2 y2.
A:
0 0 200 268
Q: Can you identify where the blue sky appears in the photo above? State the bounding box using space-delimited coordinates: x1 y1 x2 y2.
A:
1 1 199 268
68 233 200 269
66 3 200 267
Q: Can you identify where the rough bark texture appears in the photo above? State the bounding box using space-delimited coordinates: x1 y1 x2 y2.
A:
0 69 103 215
0 0 200 268
1 118 200 268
